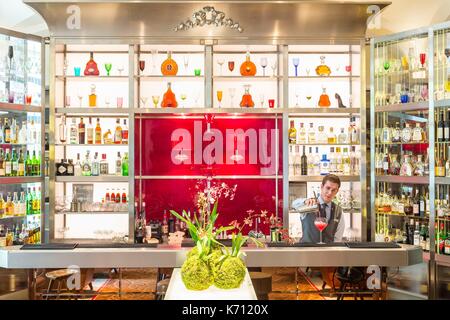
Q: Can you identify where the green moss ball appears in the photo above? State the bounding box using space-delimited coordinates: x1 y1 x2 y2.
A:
213 256 246 289
181 255 213 291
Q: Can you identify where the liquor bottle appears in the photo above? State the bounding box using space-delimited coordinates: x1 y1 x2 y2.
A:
74 153 82 176
5 193 13 216
114 119 122 144
10 149 17 177
318 87 331 107
162 210 169 237
59 115 67 143
4 150 11 177
0 193 4 218
436 150 445 177
25 151 32 176
17 149 24 176
69 118 78 144
307 147 315 175
294 146 301 176
329 147 336 174
121 189 127 203
327 127 337 144
31 187 38 214
424 148 430 176
92 152 100 176
412 123 423 142
161 82 178 108
67 159 74 176
0 119 3 144
115 152 122 176
84 52 100 76
401 123 412 143
438 222 445 254
82 151 92 176
313 147 321 175
100 154 109 175
29 117 37 144
161 51 178 76
336 147 344 174
446 146 450 177
350 146 358 175
298 123 307 144
444 233 450 255
10 119 16 144
32 151 40 176
12 192 19 216
115 190 120 203
122 152 129 176
239 84 255 108
389 153 401 175
78 117 85 144
103 129 113 144
412 189 420 216
288 146 294 177
317 126 327 143
375 148 383 175
445 112 450 142
4 119 10 143
307 123 316 143
320 154 330 175
240 51 257 76
86 117 94 144
300 146 307 175
342 148 351 175
438 111 444 142
18 121 26 144
413 222 420 246
288 120 296 144
349 117 360 144
110 189 116 203
26 188 32 215
381 123 391 143
94 118 102 144
414 155 425 176
19 192 26 216
400 155 413 176
88 84 97 107
0 149 4 176
404 193 414 215
382 151 390 175
122 119 128 144
315 56 331 77
391 122 401 143
337 128 347 144
105 189 111 202
168 214 175 233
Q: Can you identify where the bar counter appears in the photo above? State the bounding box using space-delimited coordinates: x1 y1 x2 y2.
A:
0 244 422 269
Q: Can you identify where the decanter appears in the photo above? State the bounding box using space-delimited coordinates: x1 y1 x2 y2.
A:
240 51 257 76
88 84 97 107
239 84 254 107
400 155 413 176
84 52 100 76
315 55 331 77
389 154 401 175
401 123 412 143
161 82 178 108
318 87 331 107
412 123 423 142
391 122 401 143
414 155 425 176
161 51 178 76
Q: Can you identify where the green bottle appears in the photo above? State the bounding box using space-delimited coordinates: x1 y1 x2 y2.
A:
122 152 128 176
32 151 39 176
5 150 11 177
11 149 18 176
26 188 32 215
18 149 25 176
25 151 32 176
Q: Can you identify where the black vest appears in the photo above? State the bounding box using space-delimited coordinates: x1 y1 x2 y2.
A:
301 202 341 243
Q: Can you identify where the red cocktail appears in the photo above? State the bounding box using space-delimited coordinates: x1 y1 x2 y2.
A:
314 217 328 244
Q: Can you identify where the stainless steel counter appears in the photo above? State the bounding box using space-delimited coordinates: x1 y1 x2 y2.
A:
0 244 422 269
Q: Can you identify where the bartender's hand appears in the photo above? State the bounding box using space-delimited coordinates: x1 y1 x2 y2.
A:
304 198 318 206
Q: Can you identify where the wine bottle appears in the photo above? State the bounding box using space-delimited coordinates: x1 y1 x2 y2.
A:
301 146 307 175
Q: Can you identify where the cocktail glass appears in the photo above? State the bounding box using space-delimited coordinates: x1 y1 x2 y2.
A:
383 61 390 71
105 63 112 76
314 216 328 244
151 49 158 73
152 95 160 108
259 93 265 108
217 90 223 108
305 68 310 76
293 57 299 77
77 90 83 107
140 96 148 108
295 89 300 107
217 58 225 76
194 68 201 76
260 57 268 77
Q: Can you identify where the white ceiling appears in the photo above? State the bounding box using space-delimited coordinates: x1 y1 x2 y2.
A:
0 0 449 38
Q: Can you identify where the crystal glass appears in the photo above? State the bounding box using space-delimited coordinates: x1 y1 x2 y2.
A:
217 58 225 76
260 57 268 76
217 90 223 108
104 63 112 76
77 90 83 107
305 68 310 76
152 95 160 108
117 64 124 76
139 60 145 74
292 57 300 77
271 59 277 77
295 89 300 107
228 88 236 107
74 67 81 77
228 61 235 72
314 216 328 244
140 96 148 108
104 96 110 107
151 49 158 72
183 55 189 72
259 93 265 108
180 93 187 108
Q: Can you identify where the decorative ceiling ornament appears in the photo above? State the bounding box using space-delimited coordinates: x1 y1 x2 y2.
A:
174 6 243 33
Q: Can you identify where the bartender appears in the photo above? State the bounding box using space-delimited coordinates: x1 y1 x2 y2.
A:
292 174 345 243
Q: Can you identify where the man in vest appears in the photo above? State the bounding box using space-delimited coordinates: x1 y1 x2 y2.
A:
292 174 345 243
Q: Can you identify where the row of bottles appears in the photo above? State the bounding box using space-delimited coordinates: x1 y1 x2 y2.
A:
376 121 427 144
375 149 428 176
375 189 429 217
0 148 41 177
289 145 359 177
0 117 40 144
288 118 360 145
56 151 128 176
0 219 41 246
104 189 128 204
0 188 41 218
59 116 128 145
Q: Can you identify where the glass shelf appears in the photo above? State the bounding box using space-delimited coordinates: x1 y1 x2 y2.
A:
375 175 429 184
55 144 128 147
56 76 129 80
0 177 43 184
0 102 41 113
375 101 429 112
55 108 130 115
290 175 360 182
55 176 129 183
56 211 128 215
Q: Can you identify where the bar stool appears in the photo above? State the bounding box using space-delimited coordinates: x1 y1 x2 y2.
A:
45 269 79 300
249 272 272 300
334 267 365 300
155 278 170 300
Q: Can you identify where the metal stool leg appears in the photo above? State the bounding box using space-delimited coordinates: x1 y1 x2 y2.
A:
56 280 62 300
46 279 53 300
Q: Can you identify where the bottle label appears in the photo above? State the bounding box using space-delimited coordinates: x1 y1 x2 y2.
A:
58 165 66 174
420 201 425 212
12 162 18 171
382 161 389 170
444 127 449 140
82 164 91 172
0 168 4 176
438 129 443 140
5 163 11 174
18 163 24 174
413 204 419 215
115 131 122 142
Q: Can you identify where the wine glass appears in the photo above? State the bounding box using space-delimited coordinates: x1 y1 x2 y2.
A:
104 96 110 107
139 60 145 74
117 64 124 76
292 57 299 77
77 90 83 107
419 53 426 69
217 90 223 108
305 68 311 76
180 93 187 108
183 56 189 72
306 94 312 107
151 49 158 73
152 95 160 108
295 89 300 107
228 88 236 107
260 57 268 77
271 59 277 77
63 59 68 76
194 91 201 107
259 93 265 108
217 58 225 76
228 61 235 73
140 96 148 108
314 216 328 244
104 63 112 76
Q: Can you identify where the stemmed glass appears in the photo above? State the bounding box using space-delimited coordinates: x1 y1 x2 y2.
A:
271 59 277 77
140 96 148 108
180 93 187 108
314 216 328 244
139 60 145 75
152 95 160 108
259 94 265 108
383 61 390 72
104 63 112 76
117 64 124 76
217 90 223 108
295 89 300 107
183 56 189 72
292 57 300 77
228 61 235 73
217 58 225 76
77 90 83 107
228 88 236 107
260 57 268 77
63 59 68 76
419 53 426 69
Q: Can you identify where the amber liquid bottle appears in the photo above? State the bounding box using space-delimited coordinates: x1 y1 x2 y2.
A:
78 118 85 144
161 82 178 108
88 84 97 107
318 87 331 107
240 51 257 76
161 51 178 76
239 85 255 107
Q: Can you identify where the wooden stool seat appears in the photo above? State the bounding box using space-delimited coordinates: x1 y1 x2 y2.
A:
45 269 79 300
249 272 272 300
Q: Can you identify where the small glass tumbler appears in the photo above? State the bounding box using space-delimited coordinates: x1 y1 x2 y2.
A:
268 99 275 108
74 67 81 76
117 97 124 108
194 68 201 76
